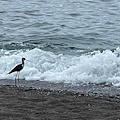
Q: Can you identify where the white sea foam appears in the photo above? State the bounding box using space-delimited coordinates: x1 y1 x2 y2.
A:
1 48 120 86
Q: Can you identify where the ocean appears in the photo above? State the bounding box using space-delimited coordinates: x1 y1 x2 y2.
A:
1 0 120 87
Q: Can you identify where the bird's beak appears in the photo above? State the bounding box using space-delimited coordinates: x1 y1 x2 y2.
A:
26 59 32 62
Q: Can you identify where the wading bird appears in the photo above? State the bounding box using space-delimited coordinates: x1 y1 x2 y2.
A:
8 58 26 86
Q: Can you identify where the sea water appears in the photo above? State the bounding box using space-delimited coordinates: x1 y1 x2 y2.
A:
1 0 120 87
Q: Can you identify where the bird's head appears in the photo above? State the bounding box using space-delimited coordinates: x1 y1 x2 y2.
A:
22 58 26 64
22 58 26 61
22 58 31 63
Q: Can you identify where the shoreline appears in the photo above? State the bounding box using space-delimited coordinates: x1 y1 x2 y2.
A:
1 79 120 97
0 81 120 119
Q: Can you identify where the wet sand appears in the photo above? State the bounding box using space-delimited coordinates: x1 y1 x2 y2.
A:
0 84 120 120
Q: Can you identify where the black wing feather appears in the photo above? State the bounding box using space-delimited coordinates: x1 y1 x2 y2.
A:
8 64 23 74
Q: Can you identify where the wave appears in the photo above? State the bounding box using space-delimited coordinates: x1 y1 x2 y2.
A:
1 48 120 86
0 41 87 55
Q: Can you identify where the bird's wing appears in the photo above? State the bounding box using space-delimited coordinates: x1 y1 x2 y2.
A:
8 64 23 74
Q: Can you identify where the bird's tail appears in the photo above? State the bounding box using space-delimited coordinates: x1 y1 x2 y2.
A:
7 71 12 74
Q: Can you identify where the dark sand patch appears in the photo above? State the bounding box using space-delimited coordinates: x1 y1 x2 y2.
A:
0 85 120 120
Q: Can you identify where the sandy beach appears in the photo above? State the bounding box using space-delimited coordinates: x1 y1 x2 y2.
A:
0 81 120 120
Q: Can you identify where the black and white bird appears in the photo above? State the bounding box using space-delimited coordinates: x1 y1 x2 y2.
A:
8 58 26 86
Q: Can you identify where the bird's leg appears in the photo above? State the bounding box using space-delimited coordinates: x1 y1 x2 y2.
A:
18 72 20 87
15 72 18 86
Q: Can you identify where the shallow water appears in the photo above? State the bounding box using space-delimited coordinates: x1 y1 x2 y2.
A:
1 0 120 53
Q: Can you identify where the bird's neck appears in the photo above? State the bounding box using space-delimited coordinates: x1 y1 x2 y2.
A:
22 60 25 65
22 62 24 68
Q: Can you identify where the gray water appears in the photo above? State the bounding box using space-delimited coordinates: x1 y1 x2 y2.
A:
1 0 120 54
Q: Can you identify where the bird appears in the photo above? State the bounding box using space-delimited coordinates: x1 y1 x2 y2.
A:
8 58 26 86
